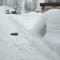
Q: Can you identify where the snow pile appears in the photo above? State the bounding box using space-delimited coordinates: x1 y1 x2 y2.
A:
43 9 60 56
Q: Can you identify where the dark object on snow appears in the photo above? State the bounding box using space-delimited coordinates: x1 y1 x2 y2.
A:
5 10 10 14
10 33 18 36
11 10 17 14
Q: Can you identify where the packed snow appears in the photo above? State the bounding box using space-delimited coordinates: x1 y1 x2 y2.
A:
0 6 60 60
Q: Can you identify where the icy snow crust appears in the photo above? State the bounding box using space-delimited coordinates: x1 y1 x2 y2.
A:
0 6 60 60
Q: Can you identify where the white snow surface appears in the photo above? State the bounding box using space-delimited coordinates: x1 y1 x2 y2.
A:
10 12 41 30
0 6 60 60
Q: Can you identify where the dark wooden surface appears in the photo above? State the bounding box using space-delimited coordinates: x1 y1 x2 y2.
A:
40 3 60 7
40 3 60 12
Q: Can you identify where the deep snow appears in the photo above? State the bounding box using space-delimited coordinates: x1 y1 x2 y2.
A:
0 6 60 60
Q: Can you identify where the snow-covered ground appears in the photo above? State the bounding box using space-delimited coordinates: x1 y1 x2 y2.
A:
0 6 59 60
10 12 41 30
